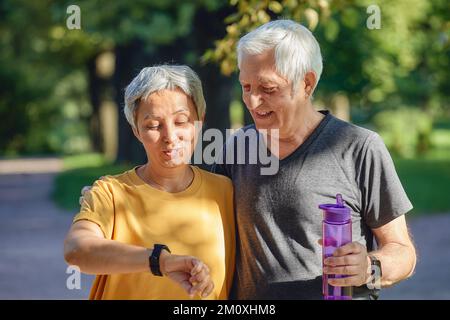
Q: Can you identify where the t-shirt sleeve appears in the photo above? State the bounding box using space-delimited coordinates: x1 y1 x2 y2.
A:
358 133 413 229
72 179 115 239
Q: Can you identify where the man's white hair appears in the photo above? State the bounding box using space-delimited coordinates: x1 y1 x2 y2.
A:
237 19 323 93
124 65 206 129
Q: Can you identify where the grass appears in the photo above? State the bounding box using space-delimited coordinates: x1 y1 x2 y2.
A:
394 156 450 215
393 129 450 215
53 153 130 211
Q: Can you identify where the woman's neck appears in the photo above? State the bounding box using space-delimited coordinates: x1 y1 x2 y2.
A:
137 164 194 193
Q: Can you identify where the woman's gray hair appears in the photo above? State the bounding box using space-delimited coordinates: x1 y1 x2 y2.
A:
237 19 323 93
124 65 206 129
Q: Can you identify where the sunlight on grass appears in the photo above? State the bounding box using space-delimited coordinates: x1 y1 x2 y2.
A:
394 129 450 214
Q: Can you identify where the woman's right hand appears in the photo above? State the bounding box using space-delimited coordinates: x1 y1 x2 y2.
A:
159 250 214 299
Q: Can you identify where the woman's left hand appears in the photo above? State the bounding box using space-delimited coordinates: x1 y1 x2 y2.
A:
160 251 214 298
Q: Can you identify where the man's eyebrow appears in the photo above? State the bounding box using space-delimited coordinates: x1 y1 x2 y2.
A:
258 76 277 84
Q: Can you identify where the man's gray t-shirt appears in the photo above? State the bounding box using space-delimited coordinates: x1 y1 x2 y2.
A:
212 110 413 300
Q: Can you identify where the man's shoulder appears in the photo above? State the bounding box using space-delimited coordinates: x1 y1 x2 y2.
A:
323 115 378 150
328 115 375 140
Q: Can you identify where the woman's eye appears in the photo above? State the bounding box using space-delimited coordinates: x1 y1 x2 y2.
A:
175 117 189 125
147 124 160 130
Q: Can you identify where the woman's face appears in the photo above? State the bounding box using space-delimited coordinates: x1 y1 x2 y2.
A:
133 88 201 169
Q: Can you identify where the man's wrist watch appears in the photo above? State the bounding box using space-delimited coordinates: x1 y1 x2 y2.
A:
149 244 171 276
367 255 382 299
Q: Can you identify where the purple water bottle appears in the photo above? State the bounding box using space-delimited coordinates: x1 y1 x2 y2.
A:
319 194 353 300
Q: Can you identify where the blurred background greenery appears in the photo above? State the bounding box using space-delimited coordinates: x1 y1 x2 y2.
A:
1 0 449 214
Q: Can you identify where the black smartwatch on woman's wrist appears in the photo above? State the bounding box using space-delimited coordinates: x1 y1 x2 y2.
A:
149 244 171 276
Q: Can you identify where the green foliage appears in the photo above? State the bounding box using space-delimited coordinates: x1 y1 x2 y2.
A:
373 108 433 158
1 0 448 158
207 0 449 116
0 0 227 156
229 100 244 127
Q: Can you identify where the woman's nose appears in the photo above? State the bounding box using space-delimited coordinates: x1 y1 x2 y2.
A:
162 124 179 144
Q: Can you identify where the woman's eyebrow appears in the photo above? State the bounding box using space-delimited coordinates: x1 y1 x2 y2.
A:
143 109 189 120
143 113 160 120
172 108 190 115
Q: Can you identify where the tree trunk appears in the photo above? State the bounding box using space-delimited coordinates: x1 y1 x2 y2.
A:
87 54 103 152
113 41 147 165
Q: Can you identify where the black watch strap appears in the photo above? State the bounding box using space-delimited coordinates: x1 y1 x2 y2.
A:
149 244 171 276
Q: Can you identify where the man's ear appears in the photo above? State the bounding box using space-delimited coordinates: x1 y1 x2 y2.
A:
303 71 317 98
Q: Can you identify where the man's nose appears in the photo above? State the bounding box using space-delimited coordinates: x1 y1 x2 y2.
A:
247 93 262 110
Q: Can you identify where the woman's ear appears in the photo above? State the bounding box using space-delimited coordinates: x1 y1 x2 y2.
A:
132 125 143 144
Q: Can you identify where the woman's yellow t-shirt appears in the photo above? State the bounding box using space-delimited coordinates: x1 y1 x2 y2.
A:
72 165 235 300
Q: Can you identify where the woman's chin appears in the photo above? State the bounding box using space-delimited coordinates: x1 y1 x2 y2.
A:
160 156 190 168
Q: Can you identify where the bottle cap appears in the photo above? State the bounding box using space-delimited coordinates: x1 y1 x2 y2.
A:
319 194 351 223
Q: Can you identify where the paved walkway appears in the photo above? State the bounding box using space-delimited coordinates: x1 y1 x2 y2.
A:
0 158 93 299
0 158 449 299
380 213 450 299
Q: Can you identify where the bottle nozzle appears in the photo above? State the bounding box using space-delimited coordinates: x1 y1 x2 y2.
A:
336 194 344 207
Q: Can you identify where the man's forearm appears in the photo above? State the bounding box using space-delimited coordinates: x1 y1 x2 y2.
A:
368 242 416 287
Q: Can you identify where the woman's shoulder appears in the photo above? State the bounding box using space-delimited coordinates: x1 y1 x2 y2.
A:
90 168 136 192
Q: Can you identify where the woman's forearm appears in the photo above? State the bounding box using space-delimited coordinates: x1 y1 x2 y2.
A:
65 236 150 275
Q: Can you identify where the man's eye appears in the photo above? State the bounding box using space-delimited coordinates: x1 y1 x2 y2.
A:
263 87 276 93
242 85 251 92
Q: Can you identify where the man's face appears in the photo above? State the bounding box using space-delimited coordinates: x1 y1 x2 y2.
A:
239 50 307 137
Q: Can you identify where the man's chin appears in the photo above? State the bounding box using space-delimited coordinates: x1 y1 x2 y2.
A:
254 121 277 132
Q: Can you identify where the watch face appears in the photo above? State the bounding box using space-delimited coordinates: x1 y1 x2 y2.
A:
368 256 382 291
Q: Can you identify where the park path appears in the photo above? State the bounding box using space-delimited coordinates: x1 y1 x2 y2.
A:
0 158 93 299
0 158 449 299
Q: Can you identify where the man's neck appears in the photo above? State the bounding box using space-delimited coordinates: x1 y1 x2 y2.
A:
267 106 325 160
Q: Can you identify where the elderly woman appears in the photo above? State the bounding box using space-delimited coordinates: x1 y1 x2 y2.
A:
63 65 235 300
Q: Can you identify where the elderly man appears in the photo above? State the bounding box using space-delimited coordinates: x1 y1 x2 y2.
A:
213 19 416 300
